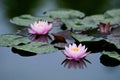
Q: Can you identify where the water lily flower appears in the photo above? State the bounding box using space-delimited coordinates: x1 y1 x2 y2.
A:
28 21 52 35
63 43 89 61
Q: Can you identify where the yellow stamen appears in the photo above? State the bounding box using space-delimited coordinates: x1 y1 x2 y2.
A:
38 24 45 27
71 48 79 52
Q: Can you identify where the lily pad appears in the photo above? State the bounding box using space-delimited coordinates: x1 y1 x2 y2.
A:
62 15 104 30
0 34 31 47
71 33 103 42
104 9 120 18
101 51 120 61
10 15 53 26
14 42 57 54
0 34 57 54
44 9 85 18
101 17 120 24
84 15 104 21
105 39 120 49
62 18 94 30
106 26 120 49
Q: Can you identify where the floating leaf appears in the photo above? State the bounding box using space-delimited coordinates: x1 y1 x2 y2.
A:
105 39 120 49
80 15 104 28
101 17 120 24
44 9 85 18
0 34 31 47
104 9 120 18
62 15 103 30
14 42 57 54
101 51 120 61
12 47 37 57
82 15 104 25
10 15 53 26
62 18 92 30
0 34 57 54
71 33 103 42
84 15 104 21
100 53 120 67
106 26 120 49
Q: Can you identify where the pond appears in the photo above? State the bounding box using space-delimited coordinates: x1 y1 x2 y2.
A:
0 47 120 80
0 0 120 80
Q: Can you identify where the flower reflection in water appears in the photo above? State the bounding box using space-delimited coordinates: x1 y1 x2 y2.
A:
29 34 51 43
61 58 91 69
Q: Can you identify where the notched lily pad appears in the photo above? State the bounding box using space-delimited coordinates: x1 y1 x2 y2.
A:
10 15 53 26
106 26 120 49
44 9 85 18
12 47 37 57
62 19 92 30
82 15 104 25
100 52 120 67
0 34 31 47
105 39 120 49
14 42 57 54
0 34 57 54
104 9 120 18
71 33 103 42
101 51 120 61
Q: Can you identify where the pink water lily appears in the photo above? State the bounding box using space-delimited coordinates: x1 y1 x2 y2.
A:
28 21 52 35
63 43 89 61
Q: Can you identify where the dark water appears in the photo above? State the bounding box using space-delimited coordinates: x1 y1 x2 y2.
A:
0 0 120 80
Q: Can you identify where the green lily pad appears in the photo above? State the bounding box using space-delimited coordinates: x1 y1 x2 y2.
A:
101 51 120 61
71 33 103 42
84 14 104 20
105 27 120 49
80 14 104 27
0 34 57 54
14 42 57 54
104 9 120 18
10 15 53 26
62 18 96 30
101 17 120 24
0 34 31 47
62 15 104 30
44 9 85 18
105 39 120 49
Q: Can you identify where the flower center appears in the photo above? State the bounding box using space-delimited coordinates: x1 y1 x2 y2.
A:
38 24 45 27
71 47 79 52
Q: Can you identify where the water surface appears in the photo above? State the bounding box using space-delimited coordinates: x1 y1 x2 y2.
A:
0 0 120 80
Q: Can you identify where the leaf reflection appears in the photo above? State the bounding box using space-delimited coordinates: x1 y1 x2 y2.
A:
61 58 91 69
11 47 37 57
100 55 120 67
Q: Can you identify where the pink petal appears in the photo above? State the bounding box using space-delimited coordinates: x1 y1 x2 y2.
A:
28 28 36 34
63 50 72 57
72 43 77 48
78 44 82 48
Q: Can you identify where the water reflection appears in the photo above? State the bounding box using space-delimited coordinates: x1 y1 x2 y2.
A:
100 55 120 67
29 34 52 43
61 58 91 69
11 47 37 57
